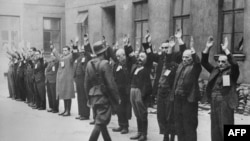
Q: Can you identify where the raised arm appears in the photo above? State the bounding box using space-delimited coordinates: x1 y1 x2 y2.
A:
201 36 215 73
221 37 239 82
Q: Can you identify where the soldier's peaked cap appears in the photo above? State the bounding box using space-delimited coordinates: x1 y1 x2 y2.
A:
93 41 108 55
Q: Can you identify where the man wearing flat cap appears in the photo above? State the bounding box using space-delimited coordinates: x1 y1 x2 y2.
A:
84 41 120 141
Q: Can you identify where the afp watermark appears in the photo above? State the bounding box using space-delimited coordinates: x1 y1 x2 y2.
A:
224 125 250 140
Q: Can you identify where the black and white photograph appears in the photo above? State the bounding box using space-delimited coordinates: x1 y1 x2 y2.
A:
0 0 250 141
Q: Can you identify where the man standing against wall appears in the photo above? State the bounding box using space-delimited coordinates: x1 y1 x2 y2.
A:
170 37 202 141
45 54 59 113
112 48 131 134
33 50 46 110
73 42 91 120
201 37 239 141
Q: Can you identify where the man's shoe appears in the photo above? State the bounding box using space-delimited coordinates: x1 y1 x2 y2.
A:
138 135 147 141
120 128 129 134
32 106 38 109
16 99 22 101
89 121 95 125
38 107 45 110
62 112 70 117
52 110 58 113
130 133 141 140
80 117 89 120
75 116 81 120
112 127 122 132
58 111 66 116
47 109 53 112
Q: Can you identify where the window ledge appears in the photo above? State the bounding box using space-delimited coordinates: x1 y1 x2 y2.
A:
214 54 246 61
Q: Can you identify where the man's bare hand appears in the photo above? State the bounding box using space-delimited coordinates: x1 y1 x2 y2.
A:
221 37 228 51
175 28 182 38
206 36 214 49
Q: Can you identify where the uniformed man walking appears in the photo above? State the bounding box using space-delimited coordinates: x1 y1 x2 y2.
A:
85 41 120 141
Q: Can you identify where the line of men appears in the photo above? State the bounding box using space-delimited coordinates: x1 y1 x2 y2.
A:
6 28 239 141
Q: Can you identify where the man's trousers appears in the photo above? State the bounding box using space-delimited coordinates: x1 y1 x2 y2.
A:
174 95 198 141
75 78 90 118
211 95 234 141
47 82 59 112
130 88 148 136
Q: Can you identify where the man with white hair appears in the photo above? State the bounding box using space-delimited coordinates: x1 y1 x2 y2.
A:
170 37 202 141
201 37 239 141
112 48 131 134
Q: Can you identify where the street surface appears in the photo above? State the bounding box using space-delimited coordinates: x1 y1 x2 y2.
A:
0 76 249 141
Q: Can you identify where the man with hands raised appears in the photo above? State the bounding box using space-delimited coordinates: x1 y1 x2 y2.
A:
170 36 202 141
201 36 240 141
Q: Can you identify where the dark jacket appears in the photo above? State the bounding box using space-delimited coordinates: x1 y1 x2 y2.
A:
34 58 45 83
45 60 59 83
73 52 91 79
151 44 186 95
113 62 130 91
201 52 239 109
124 43 154 102
170 53 202 102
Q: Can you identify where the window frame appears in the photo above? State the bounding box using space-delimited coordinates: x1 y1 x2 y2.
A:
219 0 244 54
43 17 61 53
134 1 149 51
172 0 191 47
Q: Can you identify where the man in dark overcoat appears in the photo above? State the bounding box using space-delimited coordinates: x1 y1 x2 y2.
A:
112 48 131 134
170 37 202 141
73 43 91 120
152 31 186 141
201 37 240 141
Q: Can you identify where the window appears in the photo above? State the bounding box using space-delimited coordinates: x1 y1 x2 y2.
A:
220 0 244 54
43 18 61 52
76 12 88 45
173 0 191 46
0 16 20 54
134 1 149 51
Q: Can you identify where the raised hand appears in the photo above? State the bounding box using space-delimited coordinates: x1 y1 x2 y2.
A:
203 36 214 54
221 37 228 51
206 36 214 48
175 28 182 39
169 36 176 48
190 36 195 53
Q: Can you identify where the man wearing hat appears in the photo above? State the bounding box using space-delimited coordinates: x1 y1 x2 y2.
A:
85 41 120 141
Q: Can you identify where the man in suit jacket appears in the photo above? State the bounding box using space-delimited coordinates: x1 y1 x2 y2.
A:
45 54 59 113
33 50 46 110
73 44 91 120
170 37 202 141
124 39 154 141
112 48 131 134
151 31 186 141
201 37 239 141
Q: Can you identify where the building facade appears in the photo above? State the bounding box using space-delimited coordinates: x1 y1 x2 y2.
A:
0 0 65 79
65 0 249 84
1 0 249 84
